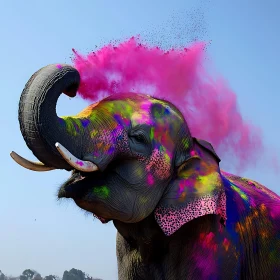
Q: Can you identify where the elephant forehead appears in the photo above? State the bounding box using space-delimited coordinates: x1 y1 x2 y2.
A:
76 100 136 119
152 127 176 149
130 100 153 125
64 96 183 130
131 100 183 126
131 110 153 125
101 99 151 125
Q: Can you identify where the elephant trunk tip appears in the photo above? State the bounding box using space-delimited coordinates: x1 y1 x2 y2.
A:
62 81 80 98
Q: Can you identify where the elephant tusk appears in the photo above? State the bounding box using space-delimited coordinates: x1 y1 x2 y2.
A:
10 151 56 171
55 142 98 172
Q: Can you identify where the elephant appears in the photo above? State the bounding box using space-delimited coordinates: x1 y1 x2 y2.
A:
11 64 280 280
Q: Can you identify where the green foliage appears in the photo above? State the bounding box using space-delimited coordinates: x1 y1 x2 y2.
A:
0 269 101 280
43 276 56 280
20 269 36 280
62 269 84 280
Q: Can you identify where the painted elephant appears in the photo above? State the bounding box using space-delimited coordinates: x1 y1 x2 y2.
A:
11 64 280 280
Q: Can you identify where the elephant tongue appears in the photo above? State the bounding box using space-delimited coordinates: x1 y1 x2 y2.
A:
93 213 109 224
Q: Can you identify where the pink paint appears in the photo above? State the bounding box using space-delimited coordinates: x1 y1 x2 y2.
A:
194 232 218 277
75 160 84 166
190 150 196 157
147 173 154 185
72 36 273 171
146 148 171 179
200 232 217 252
177 180 186 197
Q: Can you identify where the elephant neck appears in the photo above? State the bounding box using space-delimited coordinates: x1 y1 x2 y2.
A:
115 214 221 259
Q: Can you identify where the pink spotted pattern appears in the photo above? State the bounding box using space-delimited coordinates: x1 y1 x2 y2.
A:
146 148 171 180
154 191 227 236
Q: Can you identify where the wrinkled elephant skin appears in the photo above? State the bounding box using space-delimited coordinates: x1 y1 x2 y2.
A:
12 64 280 280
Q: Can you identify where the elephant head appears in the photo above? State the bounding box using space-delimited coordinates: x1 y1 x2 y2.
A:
12 64 226 235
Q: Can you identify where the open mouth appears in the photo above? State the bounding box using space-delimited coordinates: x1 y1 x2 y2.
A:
58 167 107 201
68 170 87 184
58 169 111 224
58 170 89 198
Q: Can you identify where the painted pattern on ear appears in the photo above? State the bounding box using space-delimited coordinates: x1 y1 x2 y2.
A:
154 138 227 236
155 191 227 236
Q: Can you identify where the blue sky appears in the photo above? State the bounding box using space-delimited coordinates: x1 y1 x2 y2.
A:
0 1 279 280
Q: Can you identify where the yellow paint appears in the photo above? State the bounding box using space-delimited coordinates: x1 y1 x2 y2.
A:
196 172 221 194
62 116 83 136
139 196 148 204
76 102 100 118
131 110 151 125
231 185 248 201
90 130 98 138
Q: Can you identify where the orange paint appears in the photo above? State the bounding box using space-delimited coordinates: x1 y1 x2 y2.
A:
77 102 100 118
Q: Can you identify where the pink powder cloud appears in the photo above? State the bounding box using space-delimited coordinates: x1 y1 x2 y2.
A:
71 36 270 172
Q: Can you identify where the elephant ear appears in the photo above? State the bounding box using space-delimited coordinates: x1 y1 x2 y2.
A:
193 137 221 163
154 138 226 236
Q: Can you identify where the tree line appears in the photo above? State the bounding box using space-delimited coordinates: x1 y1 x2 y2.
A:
0 268 102 280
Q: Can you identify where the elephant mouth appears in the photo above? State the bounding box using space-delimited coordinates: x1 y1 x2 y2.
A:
57 169 102 197
58 170 111 224
58 170 94 198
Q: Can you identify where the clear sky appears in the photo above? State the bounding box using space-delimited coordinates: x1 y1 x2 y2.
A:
0 1 279 280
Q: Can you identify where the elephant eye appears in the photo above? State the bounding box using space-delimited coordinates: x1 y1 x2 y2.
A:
133 133 147 143
128 129 151 156
130 132 149 144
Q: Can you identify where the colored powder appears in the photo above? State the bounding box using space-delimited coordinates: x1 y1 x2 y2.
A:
223 238 230 252
231 185 249 202
93 186 110 199
72 36 270 172
147 173 154 185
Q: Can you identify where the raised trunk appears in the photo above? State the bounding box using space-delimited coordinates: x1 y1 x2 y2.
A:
19 64 81 169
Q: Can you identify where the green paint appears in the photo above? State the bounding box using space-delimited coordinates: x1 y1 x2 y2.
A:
119 101 134 115
88 112 98 123
103 100 134 117
139 196 148 204
231 184 249 201
137 167 144 177
164 153 171 164
62 116 84 136
182 137 190 149
154 110 162 119
150 127 155 139
93 186 110 199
